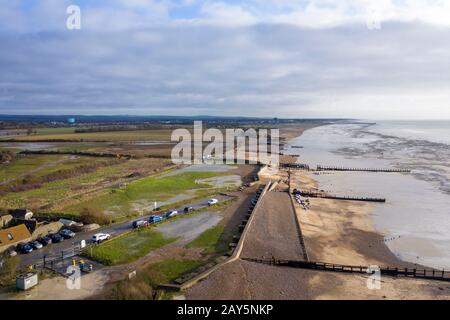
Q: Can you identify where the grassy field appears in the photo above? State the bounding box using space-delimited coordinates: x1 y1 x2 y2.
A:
111 258 206 299
186 224 227 254
85 228 177 265
0 154 114 183
0 164 123 208
148 259 205 282
0 155 65 182
34 127 78 135
10 129 176 142
0 157 171 210
64 170 234 217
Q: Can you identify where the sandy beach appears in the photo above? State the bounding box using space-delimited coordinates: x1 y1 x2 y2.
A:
185 125 450 300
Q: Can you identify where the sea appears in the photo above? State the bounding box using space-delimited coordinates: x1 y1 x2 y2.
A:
286 120 450 270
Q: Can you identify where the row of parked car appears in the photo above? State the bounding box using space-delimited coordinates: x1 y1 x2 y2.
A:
12 229 76 255
132 199 219 229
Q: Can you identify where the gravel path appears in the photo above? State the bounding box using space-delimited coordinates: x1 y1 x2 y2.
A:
155 211 223 245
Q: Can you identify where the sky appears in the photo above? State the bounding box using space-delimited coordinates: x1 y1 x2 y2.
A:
1 0 450 119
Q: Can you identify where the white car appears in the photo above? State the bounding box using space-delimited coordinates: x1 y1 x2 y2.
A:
165 210 178 218
92 233 110 243
207 198 219 206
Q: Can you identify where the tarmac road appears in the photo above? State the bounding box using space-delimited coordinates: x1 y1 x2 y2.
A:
18 194 231 268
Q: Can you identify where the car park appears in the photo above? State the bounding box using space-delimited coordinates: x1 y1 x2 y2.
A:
92 233 110 243
29 240 43 250
17 243 33 254
38 236 52 246
207 198 219 206
49 233 64 243
59 229 76 239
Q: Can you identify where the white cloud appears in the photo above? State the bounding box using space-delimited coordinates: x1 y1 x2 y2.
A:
1 1 450 118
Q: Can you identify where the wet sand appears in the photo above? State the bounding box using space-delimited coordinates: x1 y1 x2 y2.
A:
185 126 450 300
186 259 450 300
290 171 417 267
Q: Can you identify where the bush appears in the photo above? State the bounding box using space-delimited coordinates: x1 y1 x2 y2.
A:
0 254 20 287
113 279 154 300
80 207 110 225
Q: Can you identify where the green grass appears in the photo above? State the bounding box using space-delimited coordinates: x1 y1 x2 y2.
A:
0 154 111 183
13 129 175 142
0 163 123 209
34 127 78 135
85 228 177 265
64 170 232 217
186 224 227 254
147 259 205 282
0 155 65 182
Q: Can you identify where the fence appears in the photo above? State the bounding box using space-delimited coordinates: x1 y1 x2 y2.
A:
242 257 450 282
31 244 83 272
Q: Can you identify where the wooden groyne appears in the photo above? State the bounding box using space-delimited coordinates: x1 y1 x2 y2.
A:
242 257 450 283
317 165 410 173
293 189 386 203
280 163 310 170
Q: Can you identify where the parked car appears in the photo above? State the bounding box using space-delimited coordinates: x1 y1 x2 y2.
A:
49 233 64 243
38 236 52 246
184 206 194 213
165 210 178 218
59 229 76 239
132 220 149 229
8 249 17 257
92 233 110 243
29 240 43 250
207 198 219 206
17 243 33 254
148 215 163 224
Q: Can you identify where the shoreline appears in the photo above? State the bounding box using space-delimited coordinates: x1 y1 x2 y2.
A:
185 126 450 299
284 126 431 270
